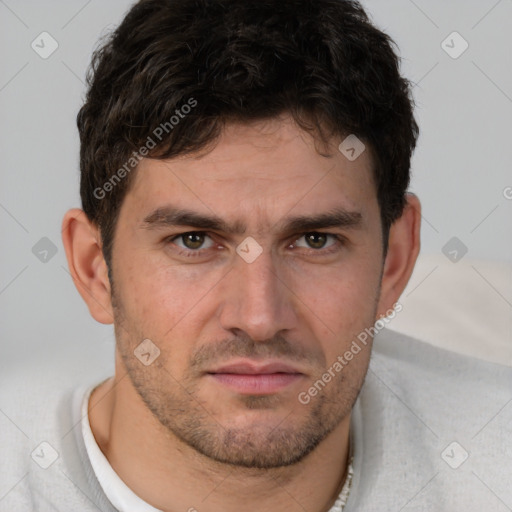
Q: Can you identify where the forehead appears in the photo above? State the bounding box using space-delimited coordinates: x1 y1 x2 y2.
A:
122 116 378 229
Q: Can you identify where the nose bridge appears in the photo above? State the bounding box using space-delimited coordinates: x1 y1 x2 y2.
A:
219 245 294 340
241 248 279 301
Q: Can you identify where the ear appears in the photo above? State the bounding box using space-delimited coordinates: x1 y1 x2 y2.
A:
376 193 421 318
61 208 114 324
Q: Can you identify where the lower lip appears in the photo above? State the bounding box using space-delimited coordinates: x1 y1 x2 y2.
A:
209 373 303 394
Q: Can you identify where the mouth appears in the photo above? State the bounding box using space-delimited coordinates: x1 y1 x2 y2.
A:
206 360 305 395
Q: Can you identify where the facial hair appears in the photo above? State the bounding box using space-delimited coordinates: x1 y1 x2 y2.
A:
112 286 375 469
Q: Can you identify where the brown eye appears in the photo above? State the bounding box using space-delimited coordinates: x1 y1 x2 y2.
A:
173 232 214 251
305 233 328 249
292 233 339 251
182 233 205 249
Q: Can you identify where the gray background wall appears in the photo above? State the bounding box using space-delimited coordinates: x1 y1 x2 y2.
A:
1 0 511 374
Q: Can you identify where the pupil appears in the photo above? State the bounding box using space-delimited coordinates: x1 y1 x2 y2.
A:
184 233 204 249
307 233 326 249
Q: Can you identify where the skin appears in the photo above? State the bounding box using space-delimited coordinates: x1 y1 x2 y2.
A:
62 115 421 512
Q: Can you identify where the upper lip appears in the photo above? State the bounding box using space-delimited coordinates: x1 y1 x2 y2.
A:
207 360 303 375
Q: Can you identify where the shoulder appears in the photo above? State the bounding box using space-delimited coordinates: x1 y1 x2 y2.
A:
372 327 512 386
367 328 512 431
0 359 112 510
349 328 512 510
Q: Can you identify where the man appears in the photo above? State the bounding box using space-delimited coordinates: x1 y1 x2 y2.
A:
2 0 511 510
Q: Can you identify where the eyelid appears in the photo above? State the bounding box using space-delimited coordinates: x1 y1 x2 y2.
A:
164 230 346 258
168 231 215 248
291 232 343 249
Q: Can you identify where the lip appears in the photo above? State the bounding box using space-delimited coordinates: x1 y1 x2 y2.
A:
206 360 305 395
208 361 303 375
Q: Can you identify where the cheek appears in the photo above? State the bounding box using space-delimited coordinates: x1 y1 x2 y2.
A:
291 255 381 315
116 252 224 336
288 258 381 359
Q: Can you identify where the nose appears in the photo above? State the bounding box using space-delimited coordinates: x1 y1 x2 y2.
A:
218 247 297 342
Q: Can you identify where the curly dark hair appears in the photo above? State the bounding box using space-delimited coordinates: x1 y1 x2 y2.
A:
77 0 418 270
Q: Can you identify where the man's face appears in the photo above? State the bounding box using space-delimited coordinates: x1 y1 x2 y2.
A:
109 116 384 468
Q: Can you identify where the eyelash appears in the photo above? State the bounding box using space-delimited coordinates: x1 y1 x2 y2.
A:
165 231 346 258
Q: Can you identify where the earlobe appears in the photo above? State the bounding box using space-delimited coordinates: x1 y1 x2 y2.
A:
376 193 421 318
61 208 114 324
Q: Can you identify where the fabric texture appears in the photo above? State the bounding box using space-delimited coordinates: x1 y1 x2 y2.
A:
1 328 511 511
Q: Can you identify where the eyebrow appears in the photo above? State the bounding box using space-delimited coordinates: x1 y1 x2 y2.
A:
141 205 363 235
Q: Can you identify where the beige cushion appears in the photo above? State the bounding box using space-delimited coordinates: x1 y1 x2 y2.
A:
390 254 512 366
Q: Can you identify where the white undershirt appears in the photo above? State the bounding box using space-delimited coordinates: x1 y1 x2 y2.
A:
81 383 353 512
81 384 163 512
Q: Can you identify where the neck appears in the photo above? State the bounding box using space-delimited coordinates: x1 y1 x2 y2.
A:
89 373 351 512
